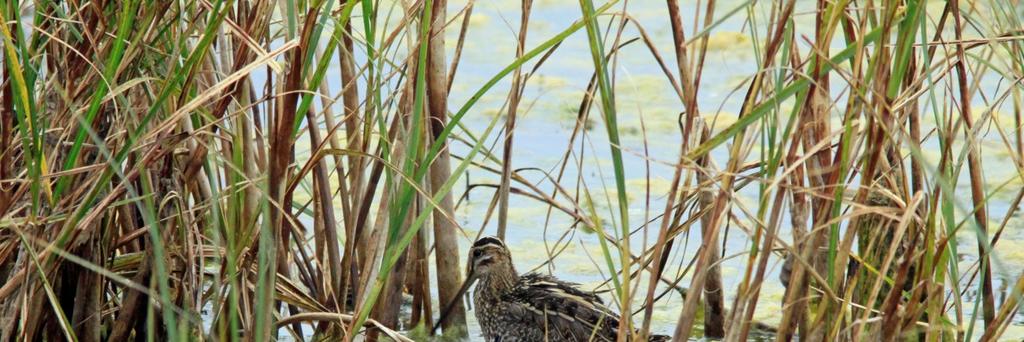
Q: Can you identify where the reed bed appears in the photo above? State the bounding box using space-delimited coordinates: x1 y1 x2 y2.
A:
1 0 1023 340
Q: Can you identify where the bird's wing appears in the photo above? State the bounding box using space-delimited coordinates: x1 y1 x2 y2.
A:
501 273 622 341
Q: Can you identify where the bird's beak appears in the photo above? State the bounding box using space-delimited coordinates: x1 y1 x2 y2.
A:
460 265 480 305
432 262 480 336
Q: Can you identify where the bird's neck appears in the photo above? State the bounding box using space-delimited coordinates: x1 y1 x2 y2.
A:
478 265 519 298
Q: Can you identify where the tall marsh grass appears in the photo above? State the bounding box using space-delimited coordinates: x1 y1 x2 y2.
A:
1 0 1023 340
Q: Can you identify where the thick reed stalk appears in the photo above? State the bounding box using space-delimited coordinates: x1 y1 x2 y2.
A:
425 0 469 335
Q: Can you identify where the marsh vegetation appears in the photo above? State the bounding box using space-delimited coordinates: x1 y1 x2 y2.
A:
1 0 1024 340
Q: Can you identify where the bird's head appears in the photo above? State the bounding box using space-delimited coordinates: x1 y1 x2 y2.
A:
466 236 514 280
431 236 516 335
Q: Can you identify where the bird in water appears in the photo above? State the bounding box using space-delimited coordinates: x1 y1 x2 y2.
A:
434 236 669 341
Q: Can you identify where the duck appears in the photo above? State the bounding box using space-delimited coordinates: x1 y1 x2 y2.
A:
435 236 670 342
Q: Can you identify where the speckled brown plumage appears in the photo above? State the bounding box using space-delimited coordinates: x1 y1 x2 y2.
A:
465 237 669 342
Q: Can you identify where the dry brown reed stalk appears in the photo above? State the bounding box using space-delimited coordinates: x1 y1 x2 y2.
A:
951 0 997 330
674 0 790 338
424 0 468 335
496 0 532 242
662 3 715 339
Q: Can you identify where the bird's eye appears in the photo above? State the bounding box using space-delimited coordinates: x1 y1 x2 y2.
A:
473 249 482 258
